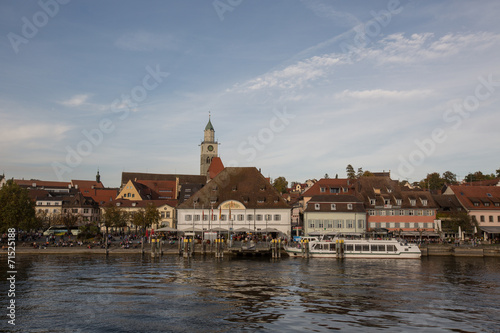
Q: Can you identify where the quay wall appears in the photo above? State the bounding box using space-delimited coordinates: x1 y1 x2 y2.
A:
420 245 500 257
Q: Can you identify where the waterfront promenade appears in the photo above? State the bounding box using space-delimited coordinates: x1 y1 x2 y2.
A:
5 241 500 257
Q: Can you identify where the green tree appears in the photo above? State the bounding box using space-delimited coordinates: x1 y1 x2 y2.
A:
442 171 458 185
356 168 363 179
272 176 288 194
0 179 36 232
361 171 373 177
496 168 500 178
346 164 356 179
420 172 444 190
102 205 125 235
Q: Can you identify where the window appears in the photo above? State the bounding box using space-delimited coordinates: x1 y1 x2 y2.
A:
369 210 375 216
194 215 200 221
247 214 254 221
238 214 244 221
358 219 364 228
347 204 353 210
405 223 410 228
370 199 376 205
256 215 263 221
185 215 192 221
315 203 320 210
417 210 423 216
166 212 170 218
480 215 485 222
484 202 490 207
421 199 428 206
395 199 402 206
395 222 400 228
320 187 326 193
327 220 333 228
309 220 315 228
203 214 208 221
185 188 191 193
331 204 336 210
474 202 479 207
380 210 386 216
408 210 414 216
337 220 343 228
161 212 165 218
343 187 348 193
83 209 89 214
265 214 272 221
489 216 493 222
388 210 394 216
347 220 353 228
410 199 416 206
330 187 340 193
318 220 324 228
384 199 390 205
221 215 227 221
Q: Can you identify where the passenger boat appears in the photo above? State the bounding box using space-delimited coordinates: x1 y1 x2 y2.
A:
285 237 421 259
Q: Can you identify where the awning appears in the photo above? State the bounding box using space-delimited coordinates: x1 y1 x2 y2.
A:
479 226 500 234
156 226 177 232
401 231 440 237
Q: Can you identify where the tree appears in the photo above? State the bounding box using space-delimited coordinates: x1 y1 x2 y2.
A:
57 211 81 236
442 171 457 185
102 205 125 235
132 203 160 234
420 172 444 191
0 179 36 232
346 164 356 179
272 176 288 194
361 171 373 177
356 168 363 179
496 168 500 178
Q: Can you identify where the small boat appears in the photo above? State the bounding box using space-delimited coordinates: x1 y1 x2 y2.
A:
285 237 421 259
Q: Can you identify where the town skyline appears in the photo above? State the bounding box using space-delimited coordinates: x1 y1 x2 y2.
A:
1 1 499 187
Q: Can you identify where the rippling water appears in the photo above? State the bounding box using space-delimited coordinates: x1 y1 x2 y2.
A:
1 254 500 332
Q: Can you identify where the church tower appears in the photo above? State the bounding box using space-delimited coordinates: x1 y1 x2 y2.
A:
200 115 218 175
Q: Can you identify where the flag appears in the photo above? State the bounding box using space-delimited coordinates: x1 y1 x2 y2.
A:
219 206 221 220
202 209 205 220
229 206 231 220
211 207 214 220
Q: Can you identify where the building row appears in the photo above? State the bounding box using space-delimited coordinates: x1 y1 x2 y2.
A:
3 117 500 241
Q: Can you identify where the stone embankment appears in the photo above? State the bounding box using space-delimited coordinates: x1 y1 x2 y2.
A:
420 244 500 257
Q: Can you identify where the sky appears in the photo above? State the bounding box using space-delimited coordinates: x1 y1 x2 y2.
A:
1 0 499 188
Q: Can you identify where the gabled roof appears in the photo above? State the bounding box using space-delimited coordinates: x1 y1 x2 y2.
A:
305 195 365 213
178 167 290 210
15 179 71 189
80 188 120 206
208 157 224 179
71 180 104 189
449 185 500 210
136 180 177 199
104 199 177 209
121 172 206 187
302 178 355 197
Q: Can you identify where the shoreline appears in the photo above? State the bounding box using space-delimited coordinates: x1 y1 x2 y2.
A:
3 244 500 257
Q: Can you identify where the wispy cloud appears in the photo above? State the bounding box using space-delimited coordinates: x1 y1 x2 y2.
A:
335 89 434 100
114 31 177 51
59 94 90 107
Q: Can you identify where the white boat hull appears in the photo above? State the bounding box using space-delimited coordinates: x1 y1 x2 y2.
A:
285 239 421 259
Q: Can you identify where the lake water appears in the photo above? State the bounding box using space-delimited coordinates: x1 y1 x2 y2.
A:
1 254 500 332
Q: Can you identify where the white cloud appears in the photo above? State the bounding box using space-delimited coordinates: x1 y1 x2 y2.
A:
59 94 90 107
114 31 177 51
335 89 433 100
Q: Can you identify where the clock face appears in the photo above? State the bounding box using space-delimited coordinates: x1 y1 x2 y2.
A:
208 145 214 151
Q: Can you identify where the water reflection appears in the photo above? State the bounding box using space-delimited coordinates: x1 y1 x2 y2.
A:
1 255 499 332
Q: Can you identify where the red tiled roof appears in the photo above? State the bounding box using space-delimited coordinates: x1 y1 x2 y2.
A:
14 179 71 188
208 157 224 179
71 180 104 189
302 178 355 197
449 185 500 210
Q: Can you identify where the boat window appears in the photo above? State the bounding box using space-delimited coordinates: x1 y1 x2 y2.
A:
355 245 362 251
362 245 370 252
387 245 396 252
329 244 336 251
346 244 353 251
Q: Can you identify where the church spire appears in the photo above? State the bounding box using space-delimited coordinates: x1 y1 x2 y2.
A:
96 169 101 183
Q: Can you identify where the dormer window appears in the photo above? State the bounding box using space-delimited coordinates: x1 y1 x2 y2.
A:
370 198 376 205
347 204 353 210
396 199 402 206
331 204 336 210
315 203 320 210
330 187 340 193
384 199 391 205
320 187 326 193
410 199 416 206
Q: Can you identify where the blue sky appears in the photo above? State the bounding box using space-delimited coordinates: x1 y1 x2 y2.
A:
1 0 499 187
